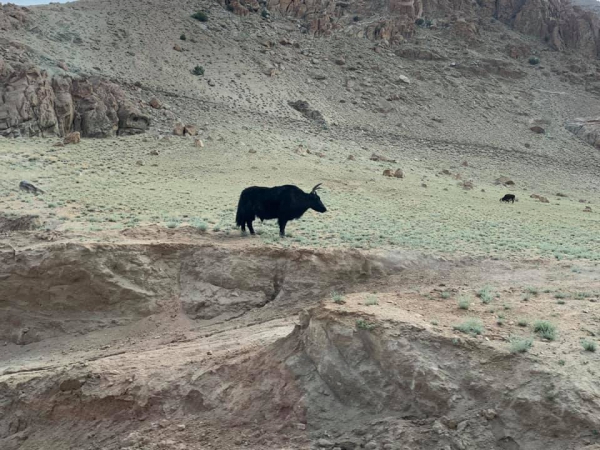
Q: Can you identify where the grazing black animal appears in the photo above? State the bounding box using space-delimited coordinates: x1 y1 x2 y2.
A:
236 183 327 237
19 180 44 195
500 194 516 203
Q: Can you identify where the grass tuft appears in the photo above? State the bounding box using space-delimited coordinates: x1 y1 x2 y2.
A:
453 318 484 336
457 296 471 310
525 287 539 296
582 340 597 352
510 336 533 354
477 286 494 304
364 295 378 306
533 320 557 341
331 291 345 304
356 319 375 331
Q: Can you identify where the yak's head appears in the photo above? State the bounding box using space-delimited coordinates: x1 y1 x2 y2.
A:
309 183 327 213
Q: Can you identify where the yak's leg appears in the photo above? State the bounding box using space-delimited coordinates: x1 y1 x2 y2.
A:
278 219 287 237
247 220 255 235
241 221 246 233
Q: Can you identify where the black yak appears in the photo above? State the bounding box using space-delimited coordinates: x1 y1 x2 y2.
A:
500 194 516 203
235 183 327 237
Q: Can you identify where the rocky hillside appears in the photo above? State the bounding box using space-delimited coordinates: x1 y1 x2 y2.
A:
1 0 600 149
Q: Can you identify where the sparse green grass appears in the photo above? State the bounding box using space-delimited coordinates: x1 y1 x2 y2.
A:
364 295 378 306
509 336 533 354
453 318 484 336
457 296 471 310
477 286 494 304
496 314 505 326
192 65 205 76
431 320 439 326
180 33 187 41
521 293 531 302
3 138 600 260
356 319 376 331
517 319 528 327
582 340 597 352
557 300 565 305
558 359 566 366
441 291 452 299
533 320 557 341
554 292 569 299
331 291 345 304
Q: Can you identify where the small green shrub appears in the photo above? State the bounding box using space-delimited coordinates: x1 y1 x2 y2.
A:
441 291 452 299
261 9 269 18
477 286 494 304
356 319 375 331
554 292 569 299
458 296 470 310
529 56 540 65
180 33 187 41
192 11 208 22
415 18 425 26
533 320 557 341
353 15 360 22
582 340 597 352
453 318 484 336
166 221 179 229
431 320 439 326
558 359 565 366
497 314 505 326
521 293 531 302
510 336 533 354
192 65 205 76
517 319 528 327
365 295 378 306
557 300 565 305
192 218 208 232
331 291 345 304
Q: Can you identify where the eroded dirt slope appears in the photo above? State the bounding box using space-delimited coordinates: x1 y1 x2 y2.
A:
1 234 599 449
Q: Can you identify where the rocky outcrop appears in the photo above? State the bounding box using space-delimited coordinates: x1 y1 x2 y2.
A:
0 3 28 31
565 117 600 148
288 100 326 124
220 0 600 57
0 63 149 138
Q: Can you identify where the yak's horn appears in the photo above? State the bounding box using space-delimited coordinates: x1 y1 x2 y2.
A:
311 183 322 193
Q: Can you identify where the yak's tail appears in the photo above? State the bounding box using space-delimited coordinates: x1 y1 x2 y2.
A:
235 191 247 228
